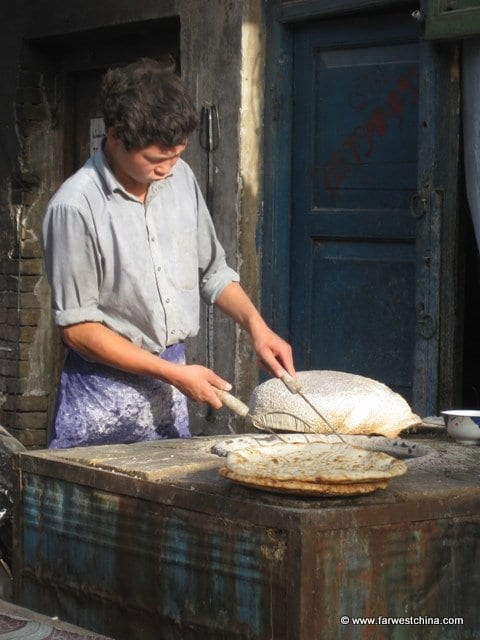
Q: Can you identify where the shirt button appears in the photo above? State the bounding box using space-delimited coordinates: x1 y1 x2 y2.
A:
157 266 161 272
151 237 155 243
166 298 170 303
171 330 176 335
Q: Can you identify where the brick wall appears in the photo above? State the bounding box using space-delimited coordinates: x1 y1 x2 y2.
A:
0 250 50 448
0 60 58 449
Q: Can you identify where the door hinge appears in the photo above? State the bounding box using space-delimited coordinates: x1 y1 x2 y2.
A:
410 191 429 219
417 304 437 339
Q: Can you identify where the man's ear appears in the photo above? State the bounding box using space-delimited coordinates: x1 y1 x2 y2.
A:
106 127 120 145
105 128 125 157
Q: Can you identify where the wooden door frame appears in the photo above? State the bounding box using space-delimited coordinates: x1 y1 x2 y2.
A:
414 18 461 414
262 0 461 415
262 1 294 342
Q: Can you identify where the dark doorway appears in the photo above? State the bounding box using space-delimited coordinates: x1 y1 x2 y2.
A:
40 17 181 175
26 16 181 422
462 204 480 407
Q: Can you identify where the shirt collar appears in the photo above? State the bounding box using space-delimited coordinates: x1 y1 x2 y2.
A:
92 144 130 195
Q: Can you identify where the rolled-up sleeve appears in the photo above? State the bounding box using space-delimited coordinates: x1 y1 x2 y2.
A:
194 181 240 304
42 202 105 326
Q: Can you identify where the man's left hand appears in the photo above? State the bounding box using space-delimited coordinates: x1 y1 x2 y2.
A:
215 282 296 380
251 326 295 379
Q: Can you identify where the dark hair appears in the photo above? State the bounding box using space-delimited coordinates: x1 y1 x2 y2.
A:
100 56 199 150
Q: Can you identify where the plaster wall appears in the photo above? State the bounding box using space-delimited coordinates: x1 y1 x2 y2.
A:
0 0 265 444
236 1 266 403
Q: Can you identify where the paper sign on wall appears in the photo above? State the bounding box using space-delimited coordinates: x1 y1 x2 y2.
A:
90 118 106 156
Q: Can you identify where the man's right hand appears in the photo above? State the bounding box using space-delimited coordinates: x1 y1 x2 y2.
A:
167 363 232 409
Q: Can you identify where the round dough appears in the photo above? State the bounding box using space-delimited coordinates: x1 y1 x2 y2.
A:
250 370 421 438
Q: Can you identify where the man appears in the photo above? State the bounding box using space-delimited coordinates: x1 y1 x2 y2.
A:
43 57 294 448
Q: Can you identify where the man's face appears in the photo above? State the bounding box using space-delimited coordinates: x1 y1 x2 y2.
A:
106 130 186 189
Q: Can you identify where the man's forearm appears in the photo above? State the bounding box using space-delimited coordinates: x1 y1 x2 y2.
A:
214 282 267 336
60 321 232 407
60 322 179 382
215 282 295 377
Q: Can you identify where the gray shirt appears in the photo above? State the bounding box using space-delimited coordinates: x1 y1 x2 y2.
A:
42 147 239 354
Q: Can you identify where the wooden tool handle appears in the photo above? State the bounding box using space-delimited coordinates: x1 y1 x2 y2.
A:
213 389 250 417
280 371 302 394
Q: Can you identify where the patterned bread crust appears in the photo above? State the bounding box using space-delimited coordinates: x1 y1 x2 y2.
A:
224 442 408 484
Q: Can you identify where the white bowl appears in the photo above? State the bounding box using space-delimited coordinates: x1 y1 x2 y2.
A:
442 410 480 445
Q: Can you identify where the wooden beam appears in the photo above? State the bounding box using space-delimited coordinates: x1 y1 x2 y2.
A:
279 0 413 22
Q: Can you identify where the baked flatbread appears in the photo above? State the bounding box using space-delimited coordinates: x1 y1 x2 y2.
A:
219 467 389 496
224 442 407 485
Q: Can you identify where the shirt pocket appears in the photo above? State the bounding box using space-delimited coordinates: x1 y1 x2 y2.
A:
173 230 198 290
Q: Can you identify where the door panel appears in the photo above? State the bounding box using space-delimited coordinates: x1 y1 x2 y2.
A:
291 15 419 400
309 241 416 396
311 45 418 211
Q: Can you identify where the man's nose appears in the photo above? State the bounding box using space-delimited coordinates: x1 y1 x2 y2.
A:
155 158 177 176
154 165 169 177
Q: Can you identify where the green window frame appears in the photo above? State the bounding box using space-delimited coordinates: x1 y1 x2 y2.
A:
425 0 480 39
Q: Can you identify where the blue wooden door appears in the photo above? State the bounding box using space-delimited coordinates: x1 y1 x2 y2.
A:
290 15 419 402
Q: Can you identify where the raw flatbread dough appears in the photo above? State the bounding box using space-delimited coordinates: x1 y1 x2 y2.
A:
224 442 407 484
249 370 421 438
219 467 389 496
